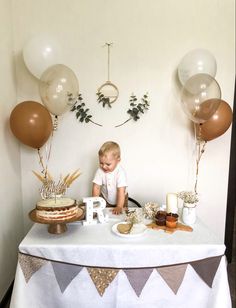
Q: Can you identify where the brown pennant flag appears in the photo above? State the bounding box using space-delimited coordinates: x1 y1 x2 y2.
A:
123 268 154 297
51 261 83 293
190 255 222 287
18 253 48 283
157 264 188 294
87 267 119 296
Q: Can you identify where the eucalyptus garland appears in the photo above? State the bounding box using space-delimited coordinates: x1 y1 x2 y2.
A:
96 91 112 108
70 93 102 126
115 93 149 127
70 93 150 127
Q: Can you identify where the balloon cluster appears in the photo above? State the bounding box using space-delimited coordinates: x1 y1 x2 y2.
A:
178 49 233 195
178 49 232 141
10 35 79 150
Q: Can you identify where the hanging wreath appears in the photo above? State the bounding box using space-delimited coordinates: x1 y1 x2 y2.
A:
70 42 150 127
70 93 150 128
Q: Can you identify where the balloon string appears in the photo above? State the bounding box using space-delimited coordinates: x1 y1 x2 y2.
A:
37 129 54 180
37 148 47 178
44 130 54 174
53 115 58 130
194 123 206 194
47 131 53 164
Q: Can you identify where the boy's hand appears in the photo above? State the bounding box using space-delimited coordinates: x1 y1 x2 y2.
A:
112 206 123 215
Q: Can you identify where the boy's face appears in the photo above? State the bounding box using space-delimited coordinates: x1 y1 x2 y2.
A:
99 154 120 173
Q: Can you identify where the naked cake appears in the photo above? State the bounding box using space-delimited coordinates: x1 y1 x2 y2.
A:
36 197 78 221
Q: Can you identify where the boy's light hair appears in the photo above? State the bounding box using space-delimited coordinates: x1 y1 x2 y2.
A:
98 141 120 159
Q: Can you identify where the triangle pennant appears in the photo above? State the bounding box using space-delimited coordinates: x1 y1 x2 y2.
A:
157 264 188 294
87 267 119 296
123 268 153 297
18 253 48 283
51 261 83 293
190 255 222 287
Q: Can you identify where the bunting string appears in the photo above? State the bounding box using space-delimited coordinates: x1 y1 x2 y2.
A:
18 252 223 297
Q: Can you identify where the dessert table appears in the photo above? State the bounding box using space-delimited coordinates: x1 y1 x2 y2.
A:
10 210 232 308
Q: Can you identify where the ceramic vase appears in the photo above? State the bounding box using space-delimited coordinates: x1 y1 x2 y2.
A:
182 204 197 225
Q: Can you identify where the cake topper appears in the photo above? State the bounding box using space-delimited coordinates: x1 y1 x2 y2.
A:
32 169 81 199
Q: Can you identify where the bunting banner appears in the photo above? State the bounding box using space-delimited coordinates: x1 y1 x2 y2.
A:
157 264 188 294
123 268 154 296
87 268 119 296
18 253 47 283
189 255 222 287
51 261 83 293
18 252 223 297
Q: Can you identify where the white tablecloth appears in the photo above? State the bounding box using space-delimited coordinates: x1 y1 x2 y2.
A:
10 211 232 308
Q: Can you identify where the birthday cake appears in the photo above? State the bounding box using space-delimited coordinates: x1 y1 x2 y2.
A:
36 197 78 221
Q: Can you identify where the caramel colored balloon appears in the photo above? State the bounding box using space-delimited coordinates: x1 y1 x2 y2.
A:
10 101 53 149
195 99 221 122
197 100 233 141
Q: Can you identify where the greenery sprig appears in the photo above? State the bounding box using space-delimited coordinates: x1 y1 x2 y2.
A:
96 91 112 108
70 93 102 127
70 92 150 127
115 93 150 128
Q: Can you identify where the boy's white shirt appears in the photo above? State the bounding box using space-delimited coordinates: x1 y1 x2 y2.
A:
92 164 128 205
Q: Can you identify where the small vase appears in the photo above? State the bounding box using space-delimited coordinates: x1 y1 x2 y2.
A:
182 203 197 225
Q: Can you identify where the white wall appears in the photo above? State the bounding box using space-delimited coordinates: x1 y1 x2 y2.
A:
0 0 24 301
12 0 235 240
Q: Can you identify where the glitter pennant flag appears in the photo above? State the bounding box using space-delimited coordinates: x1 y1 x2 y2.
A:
18 253 48 283
123 268 154 297
51 261 83 293
157 263 188 294
87 267 119 296
190 255 222 287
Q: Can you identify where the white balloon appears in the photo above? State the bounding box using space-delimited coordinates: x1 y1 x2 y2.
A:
178 49 217 86
23 35 62 79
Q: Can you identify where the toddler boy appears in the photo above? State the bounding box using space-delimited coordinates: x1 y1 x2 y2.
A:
92 141 128 215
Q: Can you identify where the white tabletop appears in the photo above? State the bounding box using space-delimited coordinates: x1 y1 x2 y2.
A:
11 210 231 308
19 210 225 268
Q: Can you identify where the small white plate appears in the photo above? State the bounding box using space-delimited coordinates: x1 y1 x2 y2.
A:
112 222 147 238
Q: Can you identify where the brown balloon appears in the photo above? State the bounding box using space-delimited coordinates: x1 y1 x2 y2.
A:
10 101 53 149
195 98 221 122
197 100 233 141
